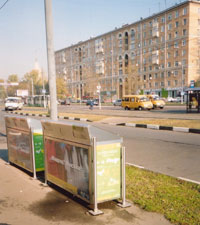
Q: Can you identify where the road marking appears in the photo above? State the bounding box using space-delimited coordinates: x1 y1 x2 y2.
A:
126 162 145 169
178 177 200 185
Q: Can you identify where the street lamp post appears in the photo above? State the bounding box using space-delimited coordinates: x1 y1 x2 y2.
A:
179 62 184 104
97 84 101 110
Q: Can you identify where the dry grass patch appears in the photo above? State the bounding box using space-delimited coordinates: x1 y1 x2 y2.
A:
130 119 200 129
59 113 108 121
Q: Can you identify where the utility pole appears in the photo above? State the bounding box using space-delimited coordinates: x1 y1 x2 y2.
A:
44 0 58 120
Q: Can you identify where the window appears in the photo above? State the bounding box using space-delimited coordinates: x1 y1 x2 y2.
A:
161 17 165 23
182 49 186 56
149 30 152 36
175 80 178 85
167 52 171 59
183 18 187 26
161 72 164 78
149 66 152 71
175 31 178 38
161 36 165 42
149 21 152 27
168 33 172 40
118 33 122 39
175 61 179 67
175 10 179 18
131 29 135 41
174 71 178 76
149 39 152 45
183 29 187 36
183 7 187 15
143 40 146 46
149 74 152 80
168 23 172 30
143 23 146 29
155 73 158 79
168 62 171 67
174 50 179 57
174 41 179 48
144 75 146 81
168 81 171 86
168 71 171 77
161 81 164 87
168 43 172 49
131 43 135 49
175 21 179 28
143 32 146 38
168 13 172 20
182 39 186 46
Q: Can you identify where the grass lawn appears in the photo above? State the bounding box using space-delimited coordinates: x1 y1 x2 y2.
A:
126 166 200 225
130 119 200 129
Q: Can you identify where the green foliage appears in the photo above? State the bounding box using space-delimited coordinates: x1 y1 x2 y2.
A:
139 89 144 95
161 88 168 98
7 74 18 82
56 77 67 99
126 166 200 225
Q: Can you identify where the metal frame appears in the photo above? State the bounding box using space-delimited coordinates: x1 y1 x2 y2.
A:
88 137 103 215
117 146 131 208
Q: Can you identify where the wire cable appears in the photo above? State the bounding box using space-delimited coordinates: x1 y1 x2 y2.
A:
0 0 9 11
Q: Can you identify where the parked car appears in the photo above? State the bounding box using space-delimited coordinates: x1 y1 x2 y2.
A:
86 99 98 106
60 99 70 105
5 97 24 111
146 95 165 109
113 99 122 106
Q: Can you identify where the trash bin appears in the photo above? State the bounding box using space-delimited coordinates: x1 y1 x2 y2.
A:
41 120 130 215
5 116 44 178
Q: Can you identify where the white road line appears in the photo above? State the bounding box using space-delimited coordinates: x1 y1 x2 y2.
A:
178 177 200 185
126 162 145 169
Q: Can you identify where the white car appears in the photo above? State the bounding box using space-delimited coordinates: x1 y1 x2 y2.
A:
5 97 24 111
113 99 122 106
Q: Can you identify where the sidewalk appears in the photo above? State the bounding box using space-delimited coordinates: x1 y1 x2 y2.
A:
0 140 171 225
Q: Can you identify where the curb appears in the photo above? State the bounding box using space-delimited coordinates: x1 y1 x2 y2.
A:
7 111 92 123
7 111 200 134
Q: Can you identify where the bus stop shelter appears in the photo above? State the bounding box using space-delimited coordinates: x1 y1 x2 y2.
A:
185 87 200 113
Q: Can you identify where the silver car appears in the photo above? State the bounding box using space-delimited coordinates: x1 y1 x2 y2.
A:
113 99 122 106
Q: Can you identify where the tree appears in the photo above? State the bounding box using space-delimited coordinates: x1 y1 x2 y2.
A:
7 74 18 83
56 77 67 99
0 79 6 99
7 74 19 96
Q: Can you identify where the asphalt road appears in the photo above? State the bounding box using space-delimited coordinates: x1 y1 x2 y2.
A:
59 104 200 120
92 123 200 183
1 106 200 183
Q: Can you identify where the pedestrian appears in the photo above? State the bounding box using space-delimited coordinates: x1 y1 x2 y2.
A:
89 100 94 110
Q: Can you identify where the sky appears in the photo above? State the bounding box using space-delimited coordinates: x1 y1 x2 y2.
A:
0 0 183 80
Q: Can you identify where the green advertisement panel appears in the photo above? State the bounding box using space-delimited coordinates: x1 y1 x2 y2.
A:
96 143 121 202
33 133 44 171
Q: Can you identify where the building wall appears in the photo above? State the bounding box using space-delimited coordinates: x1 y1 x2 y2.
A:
55 0 200 100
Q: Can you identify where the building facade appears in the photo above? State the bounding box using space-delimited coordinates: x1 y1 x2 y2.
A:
55 0 200 101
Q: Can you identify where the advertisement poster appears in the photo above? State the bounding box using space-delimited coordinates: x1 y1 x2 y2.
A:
33 133 44 171
8 129 32 171
96 143 121 202
45 139 89 201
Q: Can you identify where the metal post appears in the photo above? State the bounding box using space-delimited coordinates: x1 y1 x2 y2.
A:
181 64 184 104
31 131 37 179
118 146 131 208
44 0 58 121
89 137 103 216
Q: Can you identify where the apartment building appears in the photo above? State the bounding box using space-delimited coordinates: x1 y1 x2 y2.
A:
55 0 200 100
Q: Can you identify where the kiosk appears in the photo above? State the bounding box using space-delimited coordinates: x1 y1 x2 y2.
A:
5 116 44 178
41 120 130 215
